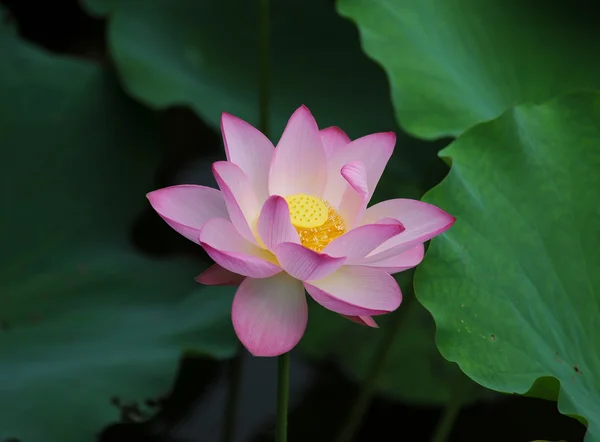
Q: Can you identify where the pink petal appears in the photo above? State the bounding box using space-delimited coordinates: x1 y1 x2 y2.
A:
232 273 308 357
147 185 228 245
257 196 300 250
269 105 327 197
320 126 350 157
221 113 274 204
195 264 245 286
361 244 425 274
322 218 405 263
323 132 395 208
361 199 455 263
338 161 369 229
274 242 346 281
199 218 281 278
213 161 261 244
341 315 379 328
304 266 401 316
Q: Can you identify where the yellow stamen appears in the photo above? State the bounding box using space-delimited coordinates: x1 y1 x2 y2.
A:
284 193 347 252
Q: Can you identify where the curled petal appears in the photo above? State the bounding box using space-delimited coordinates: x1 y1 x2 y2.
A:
269 105 327 197
361 244 425 274
304 266 401 316
338 161 369 228
199 218 281 278
213 161 261 244
195 264 245 286
323 218 404 263
221 113 274 204
361 199 455 263
274 242 346 281
232 273 308 356
320 126 350 157
341 315 379 328
147 185 228 245
257 196 300 250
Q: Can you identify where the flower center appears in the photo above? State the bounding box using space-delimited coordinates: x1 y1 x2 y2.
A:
284 193 347 252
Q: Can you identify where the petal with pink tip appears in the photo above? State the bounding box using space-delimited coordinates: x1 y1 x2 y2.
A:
147 185 228 245
323 132 395 208
232 273 307 357
361 199 455 263
195 264 245 286
323 218 404 263
361 244 425 274
257 196 300 250
269 105 327 197
213 161 261 244
274 242 346 281
221 113 274 203
341 315 379 328
320 126 350 157
337 161 369 229
304 266 401 316
199 218 281 278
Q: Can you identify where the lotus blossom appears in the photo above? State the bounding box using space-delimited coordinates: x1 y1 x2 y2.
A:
147 105 455 357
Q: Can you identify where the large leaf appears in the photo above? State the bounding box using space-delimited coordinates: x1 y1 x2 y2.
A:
338 0 600 139
414 91 600 440
300 273 491 404
0 15 236 442
81 0 448 192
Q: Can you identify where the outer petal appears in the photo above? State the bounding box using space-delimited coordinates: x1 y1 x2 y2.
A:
269 105 327 197
147 185 228 245
304 266 401 316
341 315 379 328
195 264 245 286
221 113 274 203
323 132 395 208
232 273 308 357
320 126 350 158
322 218 405 263
361 199 455 263
360 244 425 274
213 161 261 244
257 196 300 250
274 243 346 281
338 161 369 229
199 218 281 278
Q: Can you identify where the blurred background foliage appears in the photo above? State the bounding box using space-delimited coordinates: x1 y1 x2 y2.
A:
0 0 598 441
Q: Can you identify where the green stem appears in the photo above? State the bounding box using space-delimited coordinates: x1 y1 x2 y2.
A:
259 0 270 137
276 352 291 442
335 294 413 442
429 385 463 442
221 350 243 442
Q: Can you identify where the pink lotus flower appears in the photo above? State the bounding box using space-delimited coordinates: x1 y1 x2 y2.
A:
147 106 455 357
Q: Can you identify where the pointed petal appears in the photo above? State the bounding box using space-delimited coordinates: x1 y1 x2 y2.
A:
320 126 350 157
221 113 274 203
337 161 369 229
199 218 281 278
323 132 395 208
341 315 379 328
323 218 405 263
361 244 425 274
269 105 327 197
212 161 261 244
232 273 308 356
274 243 346 281
147 185 228 245
304 266 401 316
195 264 245 286
257 195 300 250
361 199 455 263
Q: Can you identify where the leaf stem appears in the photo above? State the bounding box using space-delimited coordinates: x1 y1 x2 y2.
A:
221 349 243 442
276 352 291 442
429 382 464 442
259 0 270 137
334 293 413 442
